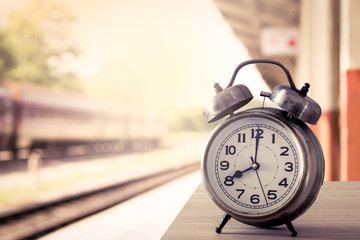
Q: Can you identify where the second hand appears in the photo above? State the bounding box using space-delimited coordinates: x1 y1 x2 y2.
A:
255 170 268 205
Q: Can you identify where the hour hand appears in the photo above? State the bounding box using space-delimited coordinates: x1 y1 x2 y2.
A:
232 166 253 178
233 162 260 178
233 170 243 178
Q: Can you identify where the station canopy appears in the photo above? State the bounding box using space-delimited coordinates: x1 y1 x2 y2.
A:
213 0 300 89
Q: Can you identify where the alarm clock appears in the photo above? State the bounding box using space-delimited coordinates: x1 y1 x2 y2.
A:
201 59 325 237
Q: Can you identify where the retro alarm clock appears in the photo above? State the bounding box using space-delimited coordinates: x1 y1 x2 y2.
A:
201 59 324 237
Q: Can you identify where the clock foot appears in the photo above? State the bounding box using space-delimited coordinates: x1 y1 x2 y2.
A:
285 221 297 237
215 213 231 233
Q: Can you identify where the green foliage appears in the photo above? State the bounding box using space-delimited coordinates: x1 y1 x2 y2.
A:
55 72 84 92
0 0 83 91
0 31 16 76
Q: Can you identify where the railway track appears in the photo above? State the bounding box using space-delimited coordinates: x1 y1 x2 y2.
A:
0 162 199 240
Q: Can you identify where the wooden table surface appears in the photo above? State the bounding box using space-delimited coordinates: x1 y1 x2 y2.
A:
162 181 360 239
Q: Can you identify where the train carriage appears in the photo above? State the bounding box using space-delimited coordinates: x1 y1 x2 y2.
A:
0 81 164 158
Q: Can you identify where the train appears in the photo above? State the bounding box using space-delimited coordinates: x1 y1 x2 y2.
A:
0 81 165 159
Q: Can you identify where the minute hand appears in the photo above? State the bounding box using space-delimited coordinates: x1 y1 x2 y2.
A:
253 126 261 163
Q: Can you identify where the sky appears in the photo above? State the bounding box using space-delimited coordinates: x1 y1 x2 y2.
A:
1 0 269 107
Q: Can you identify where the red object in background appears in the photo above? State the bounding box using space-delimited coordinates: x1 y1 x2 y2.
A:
311 111 340 181
287 38 297 48
340 69 360 181
313 69 360 181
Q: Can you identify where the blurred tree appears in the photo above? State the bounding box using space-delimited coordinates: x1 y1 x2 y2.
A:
0 0 83 91
0 30 16 77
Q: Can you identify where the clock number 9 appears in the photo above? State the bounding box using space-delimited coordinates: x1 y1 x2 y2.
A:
220 161 229 170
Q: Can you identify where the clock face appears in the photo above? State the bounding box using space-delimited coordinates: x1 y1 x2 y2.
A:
203 114 305 216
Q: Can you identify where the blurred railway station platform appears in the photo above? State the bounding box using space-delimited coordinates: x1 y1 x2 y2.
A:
40 171 201 240
0 132 207 218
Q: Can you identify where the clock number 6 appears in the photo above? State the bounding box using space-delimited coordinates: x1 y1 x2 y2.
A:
250 194 260 204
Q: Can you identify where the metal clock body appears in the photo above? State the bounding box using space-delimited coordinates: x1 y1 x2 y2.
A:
201 59 325 236
202 107 324 227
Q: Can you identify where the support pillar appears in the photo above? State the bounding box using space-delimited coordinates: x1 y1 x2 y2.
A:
297 0 340 180
340 0 360 181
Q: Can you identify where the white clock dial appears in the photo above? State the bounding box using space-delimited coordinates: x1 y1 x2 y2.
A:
204 115 304 215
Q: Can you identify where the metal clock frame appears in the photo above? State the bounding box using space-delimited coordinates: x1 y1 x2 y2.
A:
202 107 325 235
201 59 325 237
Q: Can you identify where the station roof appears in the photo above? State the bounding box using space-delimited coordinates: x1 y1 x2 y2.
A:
213 0 300 89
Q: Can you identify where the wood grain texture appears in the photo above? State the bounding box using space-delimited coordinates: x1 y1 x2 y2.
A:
162 181 360 239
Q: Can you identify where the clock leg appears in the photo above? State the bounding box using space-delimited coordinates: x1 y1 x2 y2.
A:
285 220 297 237
215 213 231 233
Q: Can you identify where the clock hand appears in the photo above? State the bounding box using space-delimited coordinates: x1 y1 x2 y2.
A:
253 125 261 163
233 167 252 178
255 170 268 205
233 162 260 178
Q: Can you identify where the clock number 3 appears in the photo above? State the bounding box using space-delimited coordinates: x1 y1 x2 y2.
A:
285 162 293 172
